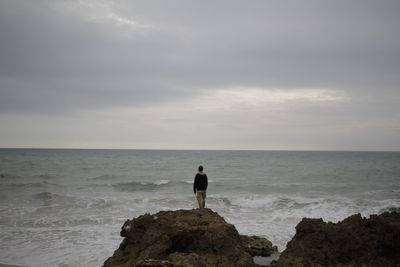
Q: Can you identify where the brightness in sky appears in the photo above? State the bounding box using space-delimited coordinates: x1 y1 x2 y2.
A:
0 0 399 150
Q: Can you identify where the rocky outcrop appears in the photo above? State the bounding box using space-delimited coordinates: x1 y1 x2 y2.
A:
104 208 400 267
277 211 400 267
103 209 274 267
240 235 278 257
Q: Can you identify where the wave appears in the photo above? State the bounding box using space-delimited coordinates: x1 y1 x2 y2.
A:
1 216 118 228
0 172 21 179
90 174 117 180
93 177 212 192
113 180 194 192
154 179 170 185
34 191 63 200
113 180 170 192
30 192 115 213
31 192 78 209
378 206 400 213
1 181 61 189
114 181 152 192
87 198 114 209
228 195 336 210
209 195 313 210
207 196 233 206
38 174 55 179
208 194 400 220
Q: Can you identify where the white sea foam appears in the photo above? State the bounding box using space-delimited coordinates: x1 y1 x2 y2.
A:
153 179 170 185
207 193 400 250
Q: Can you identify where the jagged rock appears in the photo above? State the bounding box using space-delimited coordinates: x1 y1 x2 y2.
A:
277 211 400 267
103 209 258 267
240 235 278 257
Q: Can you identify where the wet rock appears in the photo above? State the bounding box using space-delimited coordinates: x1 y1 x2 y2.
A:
277 211 400 267
103 209 257 267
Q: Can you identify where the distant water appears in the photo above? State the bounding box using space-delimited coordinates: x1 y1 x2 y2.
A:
0 149 399 267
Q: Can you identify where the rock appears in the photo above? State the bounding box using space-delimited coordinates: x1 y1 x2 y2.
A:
167 252 206 267
240 235 278 257
136 259 174 267
103 209 257 267
277 211 400 267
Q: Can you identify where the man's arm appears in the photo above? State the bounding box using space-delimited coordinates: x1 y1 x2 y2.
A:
193 175 198 194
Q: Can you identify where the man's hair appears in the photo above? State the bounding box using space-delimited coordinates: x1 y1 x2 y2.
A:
198 165 203 172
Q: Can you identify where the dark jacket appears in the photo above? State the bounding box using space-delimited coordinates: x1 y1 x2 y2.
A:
193 172 208 193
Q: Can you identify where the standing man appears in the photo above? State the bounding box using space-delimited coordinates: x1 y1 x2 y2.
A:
193 165 208 209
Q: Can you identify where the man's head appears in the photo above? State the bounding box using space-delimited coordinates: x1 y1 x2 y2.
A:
198 165 203 172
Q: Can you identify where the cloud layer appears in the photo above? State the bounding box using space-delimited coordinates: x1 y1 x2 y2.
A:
0 0 399 150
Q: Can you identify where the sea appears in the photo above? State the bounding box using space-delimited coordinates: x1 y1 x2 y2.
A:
0 149 399 267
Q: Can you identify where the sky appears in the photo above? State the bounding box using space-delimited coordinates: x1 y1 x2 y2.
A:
0 0 399 151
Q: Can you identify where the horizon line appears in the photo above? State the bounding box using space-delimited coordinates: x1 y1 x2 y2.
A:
0 147 399 153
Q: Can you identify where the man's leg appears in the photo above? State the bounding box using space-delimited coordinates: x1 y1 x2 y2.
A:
201 191 206 209
196 192 201 209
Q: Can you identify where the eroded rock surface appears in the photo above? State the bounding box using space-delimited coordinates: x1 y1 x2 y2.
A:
277 211 400 267
240 235 278 257
103 209 263 267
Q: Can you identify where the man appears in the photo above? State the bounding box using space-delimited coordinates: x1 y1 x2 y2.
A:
193 165 208 209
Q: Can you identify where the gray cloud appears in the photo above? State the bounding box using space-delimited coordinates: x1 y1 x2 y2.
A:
0 0 399 150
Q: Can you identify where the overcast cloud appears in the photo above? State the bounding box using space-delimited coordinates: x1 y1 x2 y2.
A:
0 0 399 150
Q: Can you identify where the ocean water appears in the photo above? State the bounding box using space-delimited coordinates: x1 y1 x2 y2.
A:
0 149 399 266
